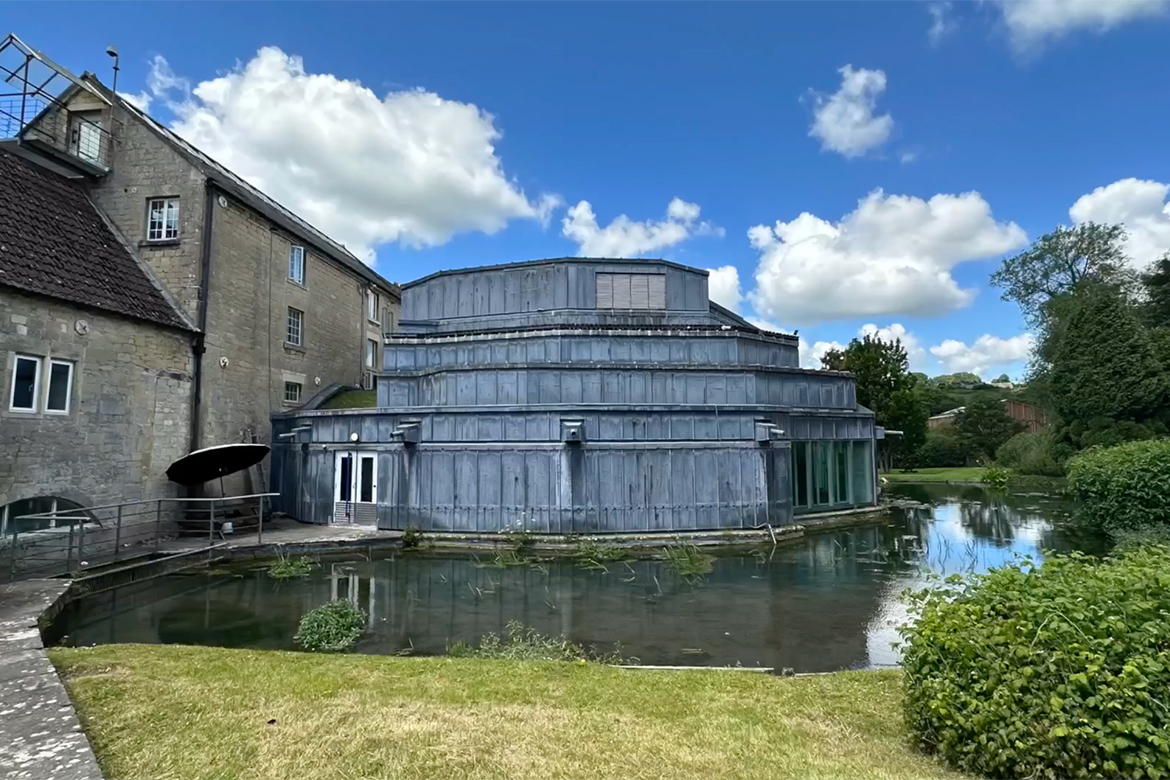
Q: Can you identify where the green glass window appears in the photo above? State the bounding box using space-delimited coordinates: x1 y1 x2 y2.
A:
792 441 809 507
851 440 873 504
835 441 850 504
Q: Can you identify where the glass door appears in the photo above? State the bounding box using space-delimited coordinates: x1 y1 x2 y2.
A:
334 451 377 524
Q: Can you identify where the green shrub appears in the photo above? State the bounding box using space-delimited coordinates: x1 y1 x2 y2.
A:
294 600 366 653
1066 438 1170 534
995 431 1069 477
916 429 975 468
900 546 1170 779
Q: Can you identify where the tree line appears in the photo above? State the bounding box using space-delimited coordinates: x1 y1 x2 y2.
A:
823 222 1170 473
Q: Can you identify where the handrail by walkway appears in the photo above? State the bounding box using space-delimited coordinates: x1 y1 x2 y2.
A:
3 493 278 583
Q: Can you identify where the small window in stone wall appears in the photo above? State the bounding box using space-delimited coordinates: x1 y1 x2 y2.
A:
596 273 666 310
284 381 302 403
289 245 305 285
9 354 40 412
146 197 180 241
287 307 304 346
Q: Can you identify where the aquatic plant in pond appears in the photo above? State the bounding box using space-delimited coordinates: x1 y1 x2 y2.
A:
572 538 631 570
448 620 630 664
267 553 315 579
663 543 714 577
294 600 365 653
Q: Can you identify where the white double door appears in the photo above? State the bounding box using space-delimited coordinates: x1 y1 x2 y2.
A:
333 451 377 525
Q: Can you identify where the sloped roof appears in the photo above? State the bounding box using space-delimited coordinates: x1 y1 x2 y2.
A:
0 147 192 330
114 95 400 299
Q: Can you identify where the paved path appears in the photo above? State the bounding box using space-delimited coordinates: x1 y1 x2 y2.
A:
0 580 102 780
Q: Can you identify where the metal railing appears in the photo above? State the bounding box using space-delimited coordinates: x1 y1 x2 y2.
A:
1 493 277 583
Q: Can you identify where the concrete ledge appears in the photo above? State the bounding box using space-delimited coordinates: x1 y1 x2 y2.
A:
0 580 102 780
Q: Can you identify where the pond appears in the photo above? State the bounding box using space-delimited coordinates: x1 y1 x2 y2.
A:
49 484 1102 673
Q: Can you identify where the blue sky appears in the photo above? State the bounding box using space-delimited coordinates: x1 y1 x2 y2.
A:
7 1 1170 378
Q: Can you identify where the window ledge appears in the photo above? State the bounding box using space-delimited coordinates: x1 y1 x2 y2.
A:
287 278 307 290
139 238 181 248
284 343 306 354
368 319 381 326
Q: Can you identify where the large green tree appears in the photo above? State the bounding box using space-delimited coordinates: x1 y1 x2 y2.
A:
822 335 928 465
1048 283 1168 425
1141 254 1170 328
955 397 1021 461
991 222 1130 327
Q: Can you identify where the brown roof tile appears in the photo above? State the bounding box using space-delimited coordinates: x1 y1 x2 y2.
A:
0 148 191 330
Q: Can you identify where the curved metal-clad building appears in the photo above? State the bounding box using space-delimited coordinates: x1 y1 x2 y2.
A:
271 258 879 533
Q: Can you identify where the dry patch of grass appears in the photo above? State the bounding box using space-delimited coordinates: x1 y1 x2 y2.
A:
50 644 964 780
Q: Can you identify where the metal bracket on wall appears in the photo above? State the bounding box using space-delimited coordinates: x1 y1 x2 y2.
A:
754 422 786 444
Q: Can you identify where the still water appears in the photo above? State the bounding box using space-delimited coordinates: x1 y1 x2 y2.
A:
50 484 1100 673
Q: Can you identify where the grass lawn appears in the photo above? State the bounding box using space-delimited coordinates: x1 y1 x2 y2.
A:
883 467 987 483
50 644 962 780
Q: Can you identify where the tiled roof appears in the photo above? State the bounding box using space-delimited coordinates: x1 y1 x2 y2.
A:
0 148 192 330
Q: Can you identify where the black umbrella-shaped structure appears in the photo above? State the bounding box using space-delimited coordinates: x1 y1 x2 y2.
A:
166 443 270 488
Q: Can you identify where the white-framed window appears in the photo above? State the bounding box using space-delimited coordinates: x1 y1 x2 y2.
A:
365 338 377 369
284 381 302 403
9 354 41 412
146 197 180 241
367 289 379 322
288 245 305 285
287 307 304 346
45 360 74 414
71 111 103 164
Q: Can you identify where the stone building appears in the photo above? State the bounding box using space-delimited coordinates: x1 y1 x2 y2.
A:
1 35 401 539
272 258 880 533
0 145 194 536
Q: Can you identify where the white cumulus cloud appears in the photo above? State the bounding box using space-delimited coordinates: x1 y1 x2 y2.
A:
994 0 1170 46
140 48 557 263
930 333 1036 377
706 265 743 312
927 2 958 46
747 189 1027 325
808 65 894 158
562 198 722 257
1069 178 1170 268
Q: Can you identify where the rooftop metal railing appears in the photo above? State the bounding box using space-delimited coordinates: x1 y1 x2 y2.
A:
1 493 277 583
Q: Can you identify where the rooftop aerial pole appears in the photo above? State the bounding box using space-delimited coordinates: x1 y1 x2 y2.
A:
106 45 119 96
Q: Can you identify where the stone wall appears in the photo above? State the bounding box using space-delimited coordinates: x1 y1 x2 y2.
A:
200 196 375 475
89 108 206 321
0 289 193 514
84 106 401 493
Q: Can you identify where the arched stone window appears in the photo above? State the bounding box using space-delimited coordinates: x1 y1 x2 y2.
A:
1 496 94 537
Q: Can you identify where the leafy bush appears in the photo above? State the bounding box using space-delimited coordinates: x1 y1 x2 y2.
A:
916 429 976 468
448 620 628 664
294 600 366 653
1066 438 1170 534
995 431 1069 477
900 547 1170 779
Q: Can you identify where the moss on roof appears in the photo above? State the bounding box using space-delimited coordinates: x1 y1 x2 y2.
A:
319 390 376 410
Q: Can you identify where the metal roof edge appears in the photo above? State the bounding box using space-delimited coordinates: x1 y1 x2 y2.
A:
401 257 709 289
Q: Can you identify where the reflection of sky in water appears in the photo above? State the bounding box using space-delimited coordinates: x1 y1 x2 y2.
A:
865 484 1092 667
52 484 1099 673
